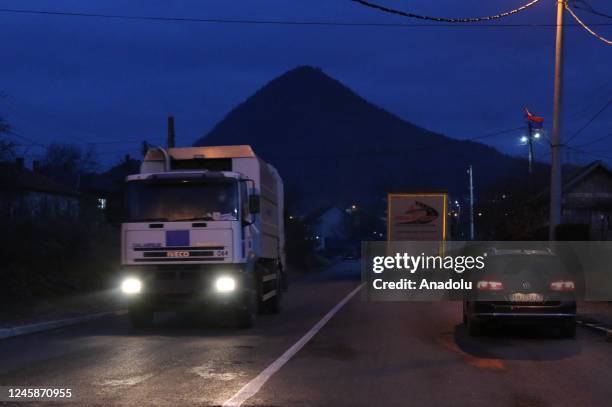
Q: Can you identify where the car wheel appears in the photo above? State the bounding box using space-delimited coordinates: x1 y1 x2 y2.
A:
467 316 485 337
560 320 576 338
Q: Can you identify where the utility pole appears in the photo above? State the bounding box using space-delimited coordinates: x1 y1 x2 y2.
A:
468 165 475 240
167 116 176 148
527 122 534 174
549 0 565 240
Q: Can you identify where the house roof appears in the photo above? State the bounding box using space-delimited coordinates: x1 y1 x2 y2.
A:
562 160 612 192
0 162 79 197
533 161 611 203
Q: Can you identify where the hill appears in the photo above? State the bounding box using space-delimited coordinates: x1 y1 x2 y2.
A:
195 66 538 212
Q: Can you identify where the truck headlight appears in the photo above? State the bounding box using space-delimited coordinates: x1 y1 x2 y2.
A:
121 277 142 294
215 276 236 293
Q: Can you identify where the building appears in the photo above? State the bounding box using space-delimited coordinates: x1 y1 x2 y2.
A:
0 158 79 218
303 206 349 252
559 161 612 240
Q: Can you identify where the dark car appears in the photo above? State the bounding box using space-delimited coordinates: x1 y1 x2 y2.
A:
463 249 577 337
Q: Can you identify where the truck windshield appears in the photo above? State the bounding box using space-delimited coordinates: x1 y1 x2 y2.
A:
125 179 239 222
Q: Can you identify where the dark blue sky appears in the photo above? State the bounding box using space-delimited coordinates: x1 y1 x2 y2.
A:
1 0 610 170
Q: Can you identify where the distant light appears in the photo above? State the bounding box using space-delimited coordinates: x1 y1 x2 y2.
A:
351 204 357 210
289 215 294 220
315 235 320 240
97 198 107 210
534 132 541 139
478 212 483 217
502 194 507 199
520 136 528 143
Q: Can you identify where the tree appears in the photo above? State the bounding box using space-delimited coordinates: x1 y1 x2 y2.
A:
0 139 15 162
0 94 14 162
40 143 99 183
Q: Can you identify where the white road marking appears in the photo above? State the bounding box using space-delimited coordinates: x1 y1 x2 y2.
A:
222 283 363 407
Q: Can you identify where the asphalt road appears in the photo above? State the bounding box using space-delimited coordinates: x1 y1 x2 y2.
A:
1 262 611 406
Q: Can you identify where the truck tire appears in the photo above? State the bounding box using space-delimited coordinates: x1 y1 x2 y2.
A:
128 304 154 329
280 264 288 291
234 288 257 328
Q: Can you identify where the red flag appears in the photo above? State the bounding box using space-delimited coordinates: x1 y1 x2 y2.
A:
525 107 544 124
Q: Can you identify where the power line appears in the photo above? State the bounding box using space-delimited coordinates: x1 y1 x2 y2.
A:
350 0 542 23
571 0 612 20
84 138 164 145
566 145 612 161
565 99 612 144
574 133 612 148
565 1 612 44
0 7 611 28
6 131 49 150
265 126 525 161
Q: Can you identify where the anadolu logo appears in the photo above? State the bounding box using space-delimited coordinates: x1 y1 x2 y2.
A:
395 201 439 225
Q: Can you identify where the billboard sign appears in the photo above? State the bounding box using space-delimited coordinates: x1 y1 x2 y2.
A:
387 193 448 241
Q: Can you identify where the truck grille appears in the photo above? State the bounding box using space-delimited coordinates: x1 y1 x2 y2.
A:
133 246 228 262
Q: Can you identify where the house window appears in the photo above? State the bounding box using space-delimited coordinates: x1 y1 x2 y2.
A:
97 198 107 210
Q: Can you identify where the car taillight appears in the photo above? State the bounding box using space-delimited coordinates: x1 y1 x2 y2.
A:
477 280 504 291
550 280 575 291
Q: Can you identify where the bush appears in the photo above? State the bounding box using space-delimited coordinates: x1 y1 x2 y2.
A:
0 213 119 304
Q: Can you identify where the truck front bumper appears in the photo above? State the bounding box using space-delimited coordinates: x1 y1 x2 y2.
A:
120 263 253 311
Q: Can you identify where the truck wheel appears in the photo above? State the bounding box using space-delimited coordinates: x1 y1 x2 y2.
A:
280 264 288 291
128 304 153 329
234 288 257 328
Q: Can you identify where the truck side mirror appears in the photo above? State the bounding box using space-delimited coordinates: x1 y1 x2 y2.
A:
249 195 261 214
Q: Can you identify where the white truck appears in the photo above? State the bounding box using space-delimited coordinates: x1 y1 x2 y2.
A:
119 145 285 328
